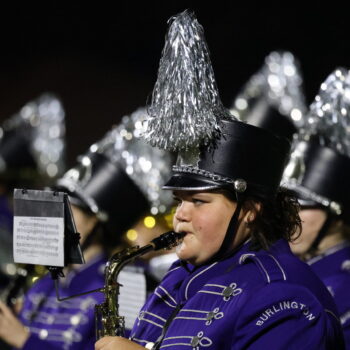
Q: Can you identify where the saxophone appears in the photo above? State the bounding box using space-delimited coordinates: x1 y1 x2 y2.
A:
95 230 184 339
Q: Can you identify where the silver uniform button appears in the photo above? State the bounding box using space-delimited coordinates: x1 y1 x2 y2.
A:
341 260 350 272
46 315 55 324
63 330 73 340
206 311 215 321
223 286 234 298
191 336 200 347
70 315 81 325
39 329 48 339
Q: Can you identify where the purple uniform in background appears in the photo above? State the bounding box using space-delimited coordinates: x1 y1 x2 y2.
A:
18 254 107 350
131 239 345 349
17 254 147 350
308 242 350 349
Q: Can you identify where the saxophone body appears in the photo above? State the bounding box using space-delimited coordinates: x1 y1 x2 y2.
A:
95 230 184 339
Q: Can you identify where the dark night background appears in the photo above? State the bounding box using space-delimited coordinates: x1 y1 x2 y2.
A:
0 2 348 168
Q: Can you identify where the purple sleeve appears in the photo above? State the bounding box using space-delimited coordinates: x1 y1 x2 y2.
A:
231 283 344 350
326 274 350 349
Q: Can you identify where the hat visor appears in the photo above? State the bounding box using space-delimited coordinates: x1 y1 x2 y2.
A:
163 173 221 191
286 186 320 208
297 197 320 208
53 180 93 213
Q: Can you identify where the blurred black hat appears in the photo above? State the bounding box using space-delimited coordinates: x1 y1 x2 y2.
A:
231 51 307 143
56 108 173 239
283 68 350 220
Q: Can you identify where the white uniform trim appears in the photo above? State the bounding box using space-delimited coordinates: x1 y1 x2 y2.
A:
325 309 341 322
132 337 153 344
164 265 182 276
143 311 167 322
268 254 287 280
185 263 218 300
239 253 272 283
139 317 164 329
158 285 178 305
154 290 177 308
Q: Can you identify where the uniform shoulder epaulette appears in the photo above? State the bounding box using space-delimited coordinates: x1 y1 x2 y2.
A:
239 251 287 283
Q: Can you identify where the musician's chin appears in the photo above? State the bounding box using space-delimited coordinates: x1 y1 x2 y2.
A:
175 235 193 260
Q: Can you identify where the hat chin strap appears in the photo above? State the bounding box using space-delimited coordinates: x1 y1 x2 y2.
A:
307 212 334 256
207 192 245 264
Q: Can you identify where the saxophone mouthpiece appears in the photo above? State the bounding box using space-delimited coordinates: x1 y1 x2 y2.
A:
151 231 185 251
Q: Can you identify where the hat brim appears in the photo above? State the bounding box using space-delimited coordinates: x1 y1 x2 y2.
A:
287 187 320 208
297 197 320 208
163 173 221 191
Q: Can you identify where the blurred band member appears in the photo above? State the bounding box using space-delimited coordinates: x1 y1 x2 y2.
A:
284 68 350 348
0 108 172 349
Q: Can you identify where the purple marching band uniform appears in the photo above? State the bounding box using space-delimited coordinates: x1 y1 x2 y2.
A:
11 107 171 350
307 242 350 347
280 68 350 348
18 254 107 350
131 239 343 349
125 9 346 350
0 95 67 291
18 255 146 350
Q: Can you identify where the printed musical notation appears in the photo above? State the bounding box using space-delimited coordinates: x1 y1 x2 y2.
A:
13 216 64 267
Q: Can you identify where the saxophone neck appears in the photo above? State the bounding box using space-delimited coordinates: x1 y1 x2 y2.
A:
105 230 185 280
105 244 154 287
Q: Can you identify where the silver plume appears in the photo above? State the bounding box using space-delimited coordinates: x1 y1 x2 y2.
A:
302 67 350 157
143 10 234 152
231 51 307 127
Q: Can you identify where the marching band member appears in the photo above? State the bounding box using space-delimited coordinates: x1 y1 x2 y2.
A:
95 10 344 350
284 68 350 348
0 108 172 349
0 94 66 350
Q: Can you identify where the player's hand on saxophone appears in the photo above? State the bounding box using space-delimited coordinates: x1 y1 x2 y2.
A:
0 300 29 348
95 336 145 350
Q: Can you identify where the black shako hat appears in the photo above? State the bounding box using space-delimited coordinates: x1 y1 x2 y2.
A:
164 119 291 198
285 139 350 216
56 108 173 240
231 51 306 144
283 68 350 220
56 151 150 237
241 99 297 144
143 11 291 199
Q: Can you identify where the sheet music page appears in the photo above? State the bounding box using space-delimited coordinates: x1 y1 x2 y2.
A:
13 216 64 266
